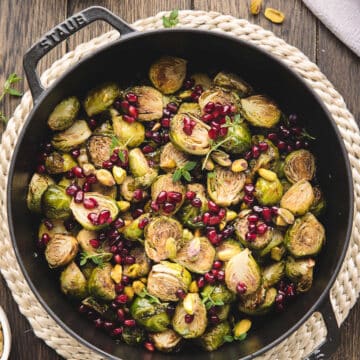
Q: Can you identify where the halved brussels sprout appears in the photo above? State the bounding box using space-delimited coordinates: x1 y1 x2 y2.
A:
48 96 80 131
27 173 54 213
262 262 285 288
285 256 315 293
285 213 325 257
83 82 120 116
120 176 136 201
122 326 146 345
175 237 216 274
198 321 231 351
38 219 70 242
221 121 252 155
225 249 261 295
60 261 87 299
42 185 72 220
280 180 314 216
234 216 273 250
131 86 163 121
238 287 277 315
160 142 188 171
191 73 212 90
172 292 207 338
255 176 283 206
149 329 182 353
311 186 326 217
147 261 192 301
129 148 152 177
149 56 187 94
178 102 201 116
111 110 145 148
52 120 92 152
144 216 183 262
284 150 316 184
77 229 97 254
198 88 240 114
216 239 243 262
45 234 78 268
258 229 284 257
70 192 119 230
207 166 245 207
87 135 112 168
45 152 77 174
213 71 252 97
93 120 114 136
202 284 236 305
122 214 148 241
130 296 170 332
251 139 279 174
240 95 281 128
151 174 186 215
88 263 116 301
123 246 151 278
91 182 117 199
170 113 211 155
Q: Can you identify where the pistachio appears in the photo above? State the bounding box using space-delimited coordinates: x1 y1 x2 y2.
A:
112 166 127 184
277 207 295 225
189 280 199 293
250 0 262 15
82 163 96 176
234 319 252 337
124 286 135 301
117 200 131 212
264 8 285 24
258 168 277 182
96 169 116 187
183 293 197 315
231 159 248 172
132 280 146 295
110 264 123 283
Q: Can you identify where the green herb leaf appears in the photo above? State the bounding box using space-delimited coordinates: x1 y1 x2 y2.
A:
183 161 197 171
182 170 192 182
169 9 179 20
0 112 8 124
118 150 126 163
110 136 121 152
234 333 247 341
79 252 112 267
0 73 23 124
301 129 316 140
162 10 179 28
223 335 234 343
139 287 161 304
7 88 22 97
172 168 182 182
172 161 196 182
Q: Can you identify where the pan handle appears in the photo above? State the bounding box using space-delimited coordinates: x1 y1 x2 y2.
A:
23 6 135 103
305 296 340 360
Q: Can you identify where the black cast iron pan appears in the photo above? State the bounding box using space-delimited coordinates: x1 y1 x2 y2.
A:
7 6 354 360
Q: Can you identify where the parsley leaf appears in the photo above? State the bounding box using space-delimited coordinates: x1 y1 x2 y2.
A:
172 161 197 182
80 252 113 267
162 10 179 28
0 73 23 124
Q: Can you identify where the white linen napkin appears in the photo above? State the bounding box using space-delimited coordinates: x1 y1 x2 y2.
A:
303 0 360 57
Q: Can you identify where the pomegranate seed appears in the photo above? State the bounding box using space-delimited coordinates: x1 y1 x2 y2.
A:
258 142 269 151
204 272 216 284
184 78 195 89
184 314 194 324
86 175 96 185
83 182 91 192
114 254 122 264
208 128 218 139
142 145 154 154
208 200 220 213
122 275 130 285
125 255 136 265
133 189 143 201
222 226 234 239
287 144 293 152
138 217 149 229
132 208 144 218
183 124 193 136
204 102 215 113
248 223 256 232
244 194 255 205
111 327 123 337
113 218 125 229
244 184 255 194
191 198 202 208
167 191 182 203
256 223 268 235
163 108 172 117
210 121 220 130
185 191 196 200
248 214 259 223
208 216 221 225
202 212 211 225
303 141 309 148
213 260 222 269
66 184 79 196
78 304 88 314
110 245 118 253
219 127 228 137
271 206 279 215
144 341 155 352
44 220 53 230
116 294 128 304
71 148 80 158
295 140 303 149
97 210 110 225
176 289 186 300
201 113 213 122
102 160 113 169
218 208 226 220
212 109 220 119
285 284 296 298
161 117 171 128
236 282 247 295
156 191 167 204
244 151 252 161
277 140 287 151
280 126 290 138
124 115 136 123
113 99 123 111
221 105 231 115
291 126 302 136
36 164 46 173
190 92 200 101
83 197 98 209
87 213 98 225
41 233 51 245
246 232 257 242
252 145 260 158
128 105 138 118
74 190 84 203
150 201 160 212
166 304 176 316
104 321 115 331
167 102 178 113
210 315 220 324
124 319 136 327
126 92 138 103
253 205 263 213
289 114 298 123
121 100 130 111
43 142 53 153
262 207 272 222
207 229 219 245
89 239 100 248
217 270 225 282
197 276 205 288
163 202 175 214
115 284 124 294
88 118 97 129
267 133 278 142
94 318 104 328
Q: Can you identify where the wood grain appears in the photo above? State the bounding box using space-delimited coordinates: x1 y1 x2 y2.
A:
0 1 359 359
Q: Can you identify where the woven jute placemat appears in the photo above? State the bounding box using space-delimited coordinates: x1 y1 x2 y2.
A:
0 10 359 360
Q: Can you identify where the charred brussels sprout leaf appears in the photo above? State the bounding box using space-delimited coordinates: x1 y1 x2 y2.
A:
87 135 112 168
45 234 78 268
60 262 88 299
27 173 54 213
149 329 182 353
213 71 252 97
285 213 325 257
42 185 72 220
284 149 316 184
48 96 80 131
255 176 283 206
199 321 231 351
112 113 145 148
131 86 163 121
285 257 315 293
83 82 120 116
88 263 116 301
240 95 281 128
149 56 187 94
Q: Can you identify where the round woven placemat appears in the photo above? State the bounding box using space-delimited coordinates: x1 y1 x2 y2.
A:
0 10 359 360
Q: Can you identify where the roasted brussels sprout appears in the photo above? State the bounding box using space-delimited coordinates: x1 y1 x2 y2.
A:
240 95 281 128
88 263 116 301
48 96 80 131
172 292 207 338
202 284 235 305
120 176 136 201
27 173 55 213
198 88 240 114
77 229 97 254
160 142 188 171
52 120 92 152
221 121 252 154
129 148 154 178
70 192 119 230
45 152 77 174
207 166 245 207
91 182 117 199
175 237 216 274
280 180 314 216
285 213 325 257
131 86 163 121
151 174 186 215
213 71 252 97
122 326 146 345
45 234 78 268
130 296 170 332
238 287 277 315
198 321 231 351
178 102 201 116
251 139 279 174
284 149 315 184
147 261 191 301
311 186 326 217
234 216 273 250
38 219 70 242
149 329 182 353
144 216 183 262
285 257 315 292
258 229 284 257
216 239 243 261
191 73 212 90
255 176 283 206
87 135 112 168
122 214 148 241
84 82 120 116
170 113 211 155
262 262 285 288
225 249 261 295
112 112 145 148
123 246 151 278
60 262 87 299
42 185 72 219
149 56 187 94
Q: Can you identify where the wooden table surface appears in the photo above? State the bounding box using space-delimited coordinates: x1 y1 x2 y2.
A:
0 0 359 359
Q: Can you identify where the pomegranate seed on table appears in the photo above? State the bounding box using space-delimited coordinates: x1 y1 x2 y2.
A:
110 245 118 254
114 218 125 228
142 145 154 154
128 105 138 118
102 160 113 169
248 223 256 232
267 132 278 142
208 216 221 225
115 284 124 294
243 194 254 205
103 321 115 331
252 145 260 158
277 140 287 151
202 113 213 122
213 260 223 269
262 207 272 222
207 229 219 245
204 102 215 113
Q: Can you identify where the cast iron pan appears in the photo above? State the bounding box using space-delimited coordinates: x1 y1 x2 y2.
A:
7 6 354 360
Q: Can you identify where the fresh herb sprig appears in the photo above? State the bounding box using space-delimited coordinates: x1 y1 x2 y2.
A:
0 73 23 124
173 161 197 182
79 251 113 267
110 135 134 162
223 333 247 343
138 287 161 304
162 10 179 28
201 285 225 310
